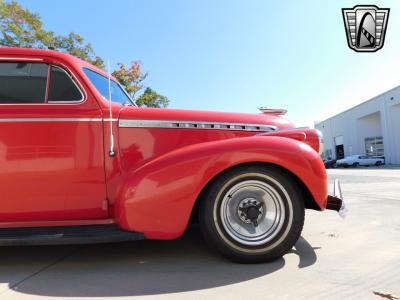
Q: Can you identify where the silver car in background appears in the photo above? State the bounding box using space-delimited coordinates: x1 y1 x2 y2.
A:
336 155 385 167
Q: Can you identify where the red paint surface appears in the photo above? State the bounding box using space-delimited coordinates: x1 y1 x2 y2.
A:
0 48 328 239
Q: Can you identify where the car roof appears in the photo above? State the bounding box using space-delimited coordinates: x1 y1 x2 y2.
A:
0 47 112 79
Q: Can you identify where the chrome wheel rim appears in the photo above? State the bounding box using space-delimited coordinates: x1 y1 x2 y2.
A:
219 179 286 246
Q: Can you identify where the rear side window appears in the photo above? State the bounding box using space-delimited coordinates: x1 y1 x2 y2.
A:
48 66 82 102
0 62 83 104
0 62 48 103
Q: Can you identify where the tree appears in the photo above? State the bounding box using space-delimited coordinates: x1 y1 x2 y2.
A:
111 61 169 108
0 0 55 48
136 87 169 108
0 0 169 107
112 61 148 100
54 32 105 69
0 0 104 68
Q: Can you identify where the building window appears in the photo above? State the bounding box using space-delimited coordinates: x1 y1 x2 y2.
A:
365 136 384 156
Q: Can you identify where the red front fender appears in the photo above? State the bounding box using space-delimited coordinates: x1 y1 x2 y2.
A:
114 136 327 239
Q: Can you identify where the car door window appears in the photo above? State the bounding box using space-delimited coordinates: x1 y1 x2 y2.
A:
47 66 83 102
82 68 133 105
0 62 48 103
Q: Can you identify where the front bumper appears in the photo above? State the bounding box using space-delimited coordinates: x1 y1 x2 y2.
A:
326 179 348 218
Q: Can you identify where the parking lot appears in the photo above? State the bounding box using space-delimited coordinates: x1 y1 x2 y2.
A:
0 168 399 300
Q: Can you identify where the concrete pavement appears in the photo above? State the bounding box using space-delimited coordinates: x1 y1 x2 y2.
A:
0 168 399 300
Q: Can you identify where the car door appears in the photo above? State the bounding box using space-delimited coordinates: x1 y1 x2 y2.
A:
364 156 372 165
359 156 368 166
370 157 378 165
0 60 107 222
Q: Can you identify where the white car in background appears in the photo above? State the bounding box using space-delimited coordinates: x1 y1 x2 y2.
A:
336 155 385 167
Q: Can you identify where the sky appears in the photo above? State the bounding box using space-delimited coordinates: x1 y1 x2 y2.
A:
17 0 400 127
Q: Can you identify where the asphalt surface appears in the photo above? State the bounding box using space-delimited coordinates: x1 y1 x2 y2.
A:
0 167 399 300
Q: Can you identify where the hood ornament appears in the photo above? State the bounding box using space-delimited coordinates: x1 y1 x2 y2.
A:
258 107 287 115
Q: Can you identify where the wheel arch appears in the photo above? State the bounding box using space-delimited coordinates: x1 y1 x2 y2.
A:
190 161 320 224
114 136 327 239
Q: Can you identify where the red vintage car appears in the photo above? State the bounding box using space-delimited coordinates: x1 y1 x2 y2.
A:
0 47 345 263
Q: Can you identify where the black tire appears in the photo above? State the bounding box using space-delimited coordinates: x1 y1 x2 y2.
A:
199 165 304 263
352 162 359 168
375 161 382 166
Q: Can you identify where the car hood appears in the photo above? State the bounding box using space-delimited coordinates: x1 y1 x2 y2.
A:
119 107 295 131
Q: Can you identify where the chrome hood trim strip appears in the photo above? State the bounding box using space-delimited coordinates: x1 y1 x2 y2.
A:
0 118 104 122
119 119 277 132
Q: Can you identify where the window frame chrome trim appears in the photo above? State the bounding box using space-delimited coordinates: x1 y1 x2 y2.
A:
47 65 85 103
0 60 87 106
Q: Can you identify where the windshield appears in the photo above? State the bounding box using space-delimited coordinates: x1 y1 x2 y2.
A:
83 68 135 106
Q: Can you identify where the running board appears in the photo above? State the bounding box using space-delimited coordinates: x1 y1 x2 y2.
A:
0 224 145 246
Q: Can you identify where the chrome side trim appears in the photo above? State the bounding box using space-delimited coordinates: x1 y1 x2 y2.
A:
271 126 310 132
119 119 277 132
0 57 44 61
0 118 103 123
255 126 310 136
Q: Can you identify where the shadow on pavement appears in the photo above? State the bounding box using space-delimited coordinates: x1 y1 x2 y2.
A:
0 227 317 297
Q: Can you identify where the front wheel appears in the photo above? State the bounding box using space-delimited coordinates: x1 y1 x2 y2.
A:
199 165 304 263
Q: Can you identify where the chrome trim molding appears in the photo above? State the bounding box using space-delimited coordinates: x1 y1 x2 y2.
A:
0 61 87 106
0 57 44 61
119 119 277 132
255 126 310 136
0 118 276 132
0 118 104 123
258 107 287 115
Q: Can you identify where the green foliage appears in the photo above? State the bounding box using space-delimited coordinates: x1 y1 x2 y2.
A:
0 0 169 107
112 61 148 99
136 87 169 108
112 62 169 107
54 32 105 69
0 0 104 68
0 0 53 48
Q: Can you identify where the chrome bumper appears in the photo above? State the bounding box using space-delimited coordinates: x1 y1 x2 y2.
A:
326 179 348 218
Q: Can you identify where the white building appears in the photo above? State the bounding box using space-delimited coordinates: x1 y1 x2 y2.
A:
315 85 400 165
